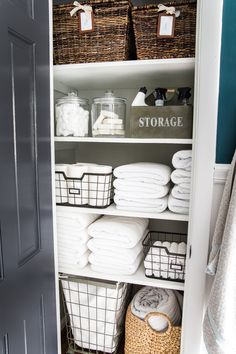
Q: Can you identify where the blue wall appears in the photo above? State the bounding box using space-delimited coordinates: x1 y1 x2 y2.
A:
216 0 236 163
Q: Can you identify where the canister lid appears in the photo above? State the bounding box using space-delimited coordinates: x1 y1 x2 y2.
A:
56 92 88 105
93 90 126 104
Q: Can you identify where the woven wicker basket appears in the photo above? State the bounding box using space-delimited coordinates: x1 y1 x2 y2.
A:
132 0 196 60
53 0 132 64
125 305 181 354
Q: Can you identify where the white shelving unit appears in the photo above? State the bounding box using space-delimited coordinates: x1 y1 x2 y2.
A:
59 263 185 291
57 204 189 221
53 1 224 351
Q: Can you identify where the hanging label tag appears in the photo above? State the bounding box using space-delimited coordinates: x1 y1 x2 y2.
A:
157 13 175 38
79 10 94 32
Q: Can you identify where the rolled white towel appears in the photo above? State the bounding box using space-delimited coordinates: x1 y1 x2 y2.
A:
178 242 187 255
113 179 170 197
114 195 168 213
171 169 191 185
67 164 89 205
169 242 178 254
131 287 182 331
114 162 171 185
55 164 68 203
88 164 112 206
168 195 189 215
172 150 192 170
171 185 190 201
88 215 148 248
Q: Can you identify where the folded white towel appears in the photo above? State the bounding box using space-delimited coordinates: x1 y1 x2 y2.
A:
58 243 88 260
59 251 90 268
87 237 144 260
168 195 189 214
171 169 191 185
89 247 142 267
114 188 169 199
88 215 148 248
113 179 169 197
114 162 171 185
171 185 190 200
172 150 192 170
56 211 98 229
90 252 142 275
114 195 168 213
131 287 182 331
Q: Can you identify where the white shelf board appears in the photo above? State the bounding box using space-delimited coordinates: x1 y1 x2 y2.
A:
58 262 185 291
53 58 195 90
56 204 189 221
55 137 193 144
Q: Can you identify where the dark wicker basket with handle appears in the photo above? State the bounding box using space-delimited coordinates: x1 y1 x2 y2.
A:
53 0 132 64
132 0 197 60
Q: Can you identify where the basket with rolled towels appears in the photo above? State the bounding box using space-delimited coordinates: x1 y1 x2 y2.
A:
168 150 192 214
56 209 98 272
113 162 171 213
87 215 149 275
61 275 130 354
143 231 187 282
125 286 182 354
55 162 113 208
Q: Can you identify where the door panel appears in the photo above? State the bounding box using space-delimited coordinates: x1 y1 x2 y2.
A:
0 1 58 353
9 29 40 266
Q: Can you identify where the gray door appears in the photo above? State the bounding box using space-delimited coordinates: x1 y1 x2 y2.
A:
0 1 58 353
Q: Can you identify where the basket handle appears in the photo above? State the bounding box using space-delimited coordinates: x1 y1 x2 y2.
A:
144 311 173 335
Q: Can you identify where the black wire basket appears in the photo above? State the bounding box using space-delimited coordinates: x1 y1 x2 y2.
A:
60 275 130 354
55 171 113 208
142 231 187 283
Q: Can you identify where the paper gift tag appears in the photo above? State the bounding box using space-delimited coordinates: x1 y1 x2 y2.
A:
157 13 175 38
79 10 94 32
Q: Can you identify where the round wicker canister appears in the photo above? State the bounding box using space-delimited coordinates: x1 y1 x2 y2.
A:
124 305 181 354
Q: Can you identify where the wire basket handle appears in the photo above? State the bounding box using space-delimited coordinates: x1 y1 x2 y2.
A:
144 311 173 335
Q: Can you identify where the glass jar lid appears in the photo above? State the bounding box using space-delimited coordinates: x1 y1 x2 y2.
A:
93 90 126 104
56 92 88 105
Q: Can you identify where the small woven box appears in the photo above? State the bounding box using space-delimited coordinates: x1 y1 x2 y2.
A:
125 305 181 354
132 0 197 60
53 0 132 64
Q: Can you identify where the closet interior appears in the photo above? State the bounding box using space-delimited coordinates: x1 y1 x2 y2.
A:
51 0 218 353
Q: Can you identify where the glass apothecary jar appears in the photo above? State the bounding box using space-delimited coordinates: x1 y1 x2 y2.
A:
55 92 89 137
91 91 126 137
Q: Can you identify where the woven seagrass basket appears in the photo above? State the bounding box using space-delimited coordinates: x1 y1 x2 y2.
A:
125 305 181 354
132 0 196 60
53 0 132 64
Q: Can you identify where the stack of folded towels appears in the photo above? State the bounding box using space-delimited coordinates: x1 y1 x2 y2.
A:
87 215 149 275
56 208 98 270
144 241 187 280
130 286 183 331
113 162 171 213
168 150 192 214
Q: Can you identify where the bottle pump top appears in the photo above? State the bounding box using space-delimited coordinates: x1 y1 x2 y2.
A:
155 88 167 106
139 87 147 94
178 87 191 103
